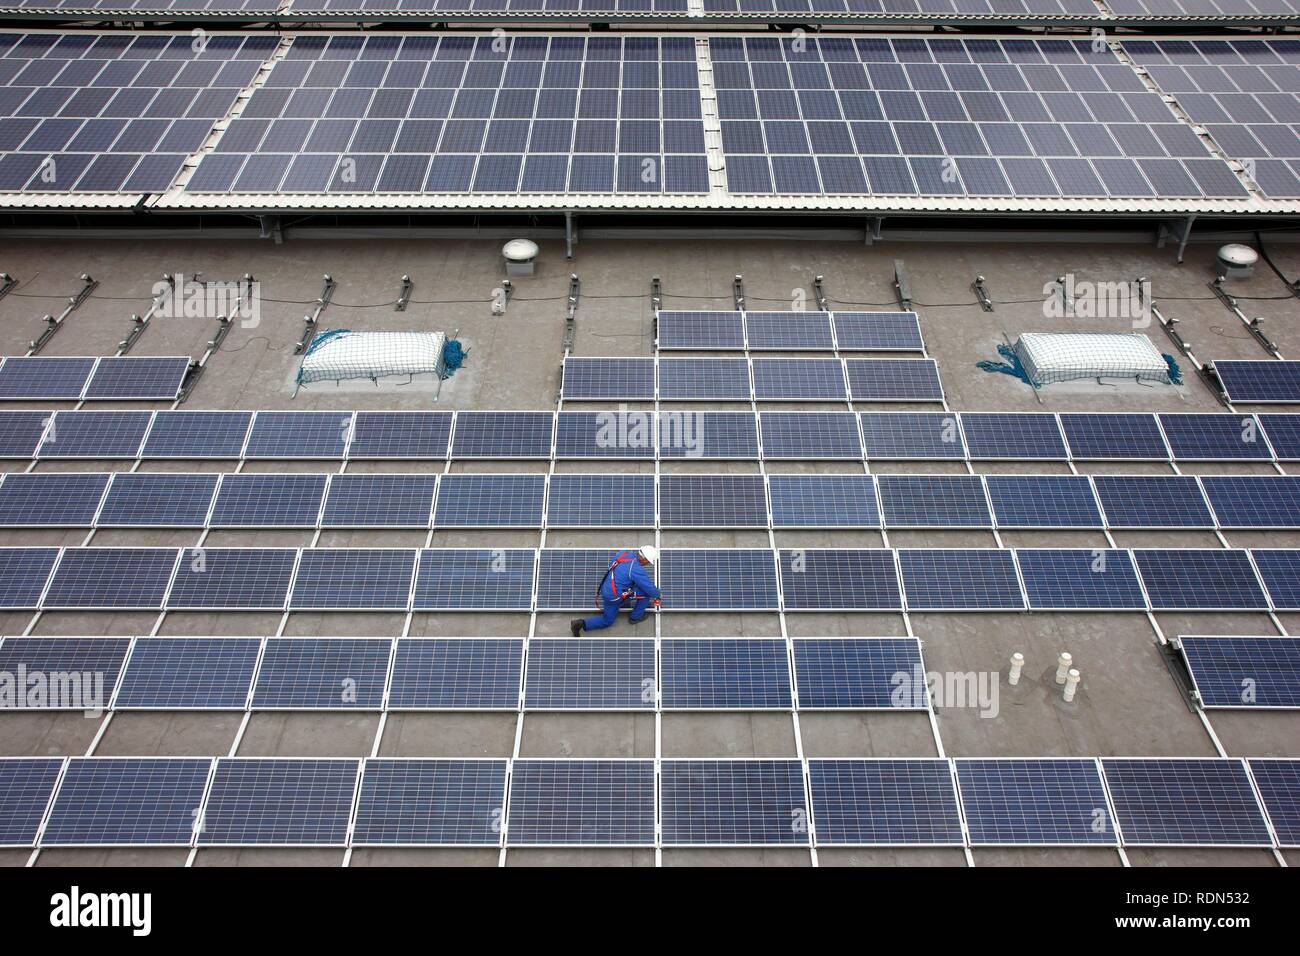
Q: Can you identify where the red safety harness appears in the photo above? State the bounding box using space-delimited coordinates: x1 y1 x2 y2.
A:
603 550 638 602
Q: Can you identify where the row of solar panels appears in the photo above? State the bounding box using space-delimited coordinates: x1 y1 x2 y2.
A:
4 471 1299 531
1177 635 1300 709
2 545 1298 611
563 356 944 401
2 755 1295 848
654 310 923 351
5 409 1300 460
0 355 190 401
0 635 926 711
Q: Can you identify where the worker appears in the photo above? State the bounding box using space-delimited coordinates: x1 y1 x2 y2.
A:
571 545 661 635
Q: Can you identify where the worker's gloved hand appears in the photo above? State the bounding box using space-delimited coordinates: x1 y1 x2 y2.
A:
651 599 661 608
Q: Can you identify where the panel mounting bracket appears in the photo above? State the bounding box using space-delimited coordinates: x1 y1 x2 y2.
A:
28 273 97 356
1209 276 1282 359
733 274 745 311
971 275 994 312
395 274 412 312
294 275 335 355
650 275 662 314
0 273 17 301
813 274 828 312
892 260 912 312
563 273 580 352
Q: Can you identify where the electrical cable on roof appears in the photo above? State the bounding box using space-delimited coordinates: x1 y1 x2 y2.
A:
1255 230 1300 295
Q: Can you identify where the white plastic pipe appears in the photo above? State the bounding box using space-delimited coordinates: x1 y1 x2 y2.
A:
1064 669 1081 703
1056 652 1073 685
1008 652 1024 686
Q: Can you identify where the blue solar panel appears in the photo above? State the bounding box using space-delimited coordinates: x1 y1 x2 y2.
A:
524 638 655 710
751 357 847 401
507 760 655 846
348 411 451 459
1214 360 1300 404
1158 414 1272 460
899 549 1025 611
831 312 924 352
536 548 621 612
244 411 353 459
38 410 152 458
859 412 965 459
546 474 654 527
451 411 553 458
252 638 392 709
1059 413 1169 460
561 357 654 400
845 359 943 402
1248 759 1300 848
321 474 437 528
0 472 109 526
1133 549 1268 610
114 637 260 710
0 637 129 710
878 475 990 528
760 411 862 459
0 758 63 846
745 311 834 350
289 549 416 610
661 639 792 709
413 548 535 610
956 758 1115 846
661 549 779 610
199 758 360 846
960 413 1067 460
1178 636 1300 709
96 473 218 527
554 411 655 459
809 759 963 846
768 474 878 528
141 411 253 459
656 311 745 350
209 473 327 527
352 759 507 846
657 357 751 400
1258 414 1300 460
1101 758 1272 846
82 356 189 400
0 357 94 400
986 475 1103 528
1092 475 1214 528
1251 549 1300 610
43 547 178 609
0 548 62 608
387 639 523 710
793 638 924 710
433 474 545 527
0 411 52 458
779 548 901 610
661 759 808 846
43 757 212 846
1015 549 1147 610
659 410 758 459
165 547 295 610
660 474 767 527
1201 476 1300 528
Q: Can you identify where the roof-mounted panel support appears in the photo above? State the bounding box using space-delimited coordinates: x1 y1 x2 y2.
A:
1209 276 1282 360
563 273 580 353
294 275 335 356
893 260 912 312
733 274 745 311
0 273 17 301
395 275 412 312
813 274 828 312
28 273 97 356
972 275 994 312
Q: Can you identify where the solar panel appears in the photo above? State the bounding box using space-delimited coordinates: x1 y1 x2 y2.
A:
1247 759 1300 848
0 636 130 710
96 473 219 527
1101 758 1272 847
899 549 1024 611
0 472 109 526
450 411 553 458
793 637 923 710
1258 414 1300 460
0 357 95 400
955 758 1115 846
768 474 878 528
878 475 991 528
659 474 767 527
524 638 655 710
289 548 416 610
659 410 758 459
413 548 535 610
1058 413 1169 460
43 547 179 609
252 638 392 710
209 473 328 527
1201 476 1300 529
751 357 848 401
561 357 654 400
555 410 655 459
0 411 51 458
244 411 353 459
42 757 212 846
660 639 792 709
744 311 834 350
0 758 63 846
114 637 260 710
0 548 61 608
1250 549 1300 610
165 547 296 610
960 413 1067 460
809 759 963 846
506 760 655 846
657 357 752 400
831 312 923 352
656 311 745 350
859 412 965 459
347 411 451 459
351 759 507 846
433 474 544 527
198 758 360 846
140 410 252 459
845 358 943 402
1177 636 1300 709
986 475 1103 528
1092 475 1214 528
321 474 437 528
1213 361 1300 404
38 410 152 458
1158 414 1272 460
760 411 862 459
546 474 654 528
661 759 808 846
660 549 779 610
387 638 523 710
779 549 902 611
1132 549 1268 610
82 356 189 400
1015 548 1147 610
536 548 622 612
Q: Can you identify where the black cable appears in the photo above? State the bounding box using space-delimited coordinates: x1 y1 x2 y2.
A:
1254 230 1300 296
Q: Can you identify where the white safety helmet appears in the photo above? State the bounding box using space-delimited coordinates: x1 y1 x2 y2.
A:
638 544 659 565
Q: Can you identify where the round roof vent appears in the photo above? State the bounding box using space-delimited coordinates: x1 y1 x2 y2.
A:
1217 243 1259 268
503 239 539 263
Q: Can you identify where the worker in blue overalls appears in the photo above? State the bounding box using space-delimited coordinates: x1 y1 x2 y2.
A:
571 545 661 636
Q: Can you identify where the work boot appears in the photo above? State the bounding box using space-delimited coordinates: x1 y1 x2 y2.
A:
570 619 585 637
